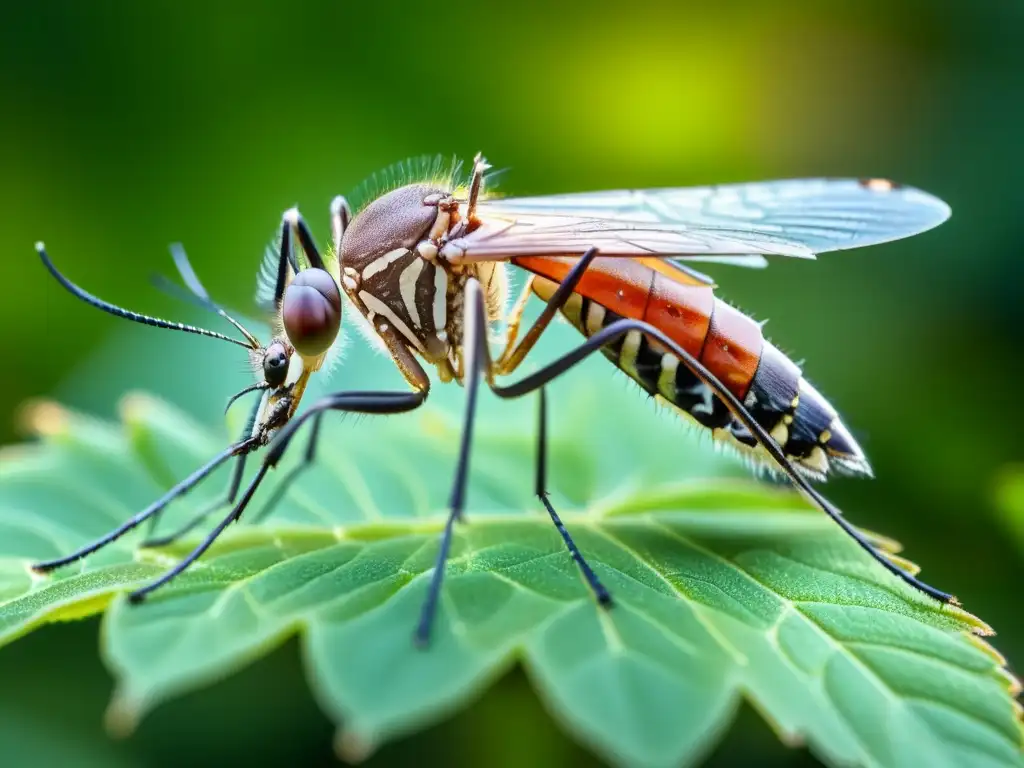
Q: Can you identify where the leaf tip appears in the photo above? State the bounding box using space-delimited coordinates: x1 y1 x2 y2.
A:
946 603 994 636
775 729 806 749
104 690 142 739
999 667 1023 700
964 633 1022 708
118 391 161 426
15 398 70 438
859 526 904 554
333 728 376 764
964 634 1007 666
880 551 920 576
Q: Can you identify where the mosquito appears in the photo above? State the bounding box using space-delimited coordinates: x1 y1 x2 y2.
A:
31 153 953 646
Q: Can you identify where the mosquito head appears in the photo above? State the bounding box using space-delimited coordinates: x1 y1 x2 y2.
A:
260 339 292 387
281 267 341 358
225 337 295 415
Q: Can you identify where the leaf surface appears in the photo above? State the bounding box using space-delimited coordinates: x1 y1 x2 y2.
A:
0 327 1020 768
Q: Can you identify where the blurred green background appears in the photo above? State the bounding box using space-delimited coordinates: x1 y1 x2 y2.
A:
1 1 1022 766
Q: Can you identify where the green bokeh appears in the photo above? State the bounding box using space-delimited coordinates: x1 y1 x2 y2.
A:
1 2 1021 766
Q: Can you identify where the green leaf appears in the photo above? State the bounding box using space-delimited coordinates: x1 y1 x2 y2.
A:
0 328 1021 768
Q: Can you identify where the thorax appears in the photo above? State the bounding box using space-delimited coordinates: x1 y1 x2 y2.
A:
338 183 507 383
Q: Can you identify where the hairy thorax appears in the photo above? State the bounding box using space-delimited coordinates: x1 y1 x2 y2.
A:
338 183 506 383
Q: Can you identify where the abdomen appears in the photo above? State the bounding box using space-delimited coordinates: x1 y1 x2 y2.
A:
515 255 870 481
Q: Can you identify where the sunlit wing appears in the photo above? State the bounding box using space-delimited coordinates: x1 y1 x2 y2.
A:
446 178 951 266
682 254 768 269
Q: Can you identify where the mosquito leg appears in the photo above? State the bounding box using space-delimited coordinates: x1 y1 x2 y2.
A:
247 411 324 526
496 246 599 375
127 389 428 603
284 207 326 271
141 395 264 548
141 461 243 548
534 387 612 606
265 207 307 308
128 463 272 603
465 152 490 227
484 269 614 608
491 317 955 605
275 214 298 294
264 203 331 306
32 437 260 573
495 274 535 367
330 196 351 257
414 278 490 647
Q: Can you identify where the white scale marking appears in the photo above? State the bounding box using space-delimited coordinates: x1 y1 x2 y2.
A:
361 248 409 281
399 258 424 328
619 330 642 378
433 264 448 331
358 290 426 354
655 349 715 416
682 379 716 416
804 446 830 475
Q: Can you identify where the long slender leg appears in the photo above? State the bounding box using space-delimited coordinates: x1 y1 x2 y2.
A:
284 208 326 271
142 457 245 547
492 318 955 604
142 239 266 546
461 276 615 619
330 196 351 257
127 390 428 602
142 394 264 547
482 250 950 601
496 247 599 375
128 462 271 604
535 387 612 605
32 437 259 572
247 411 324 526
276 215 298 295
265 206 308 304
147 204 323 541
495 274 535 368
414 278 490 647
465 152 490 227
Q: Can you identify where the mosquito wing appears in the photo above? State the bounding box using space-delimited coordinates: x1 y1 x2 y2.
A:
447 178 951 265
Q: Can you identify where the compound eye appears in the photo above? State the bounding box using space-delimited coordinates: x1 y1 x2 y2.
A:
262 342 290 388
281 268 341 357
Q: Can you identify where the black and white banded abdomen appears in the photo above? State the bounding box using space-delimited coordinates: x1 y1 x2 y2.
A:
537 279 871 482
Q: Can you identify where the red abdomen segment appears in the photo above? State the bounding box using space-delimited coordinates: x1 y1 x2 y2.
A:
514 254 870 480
513 255 761 399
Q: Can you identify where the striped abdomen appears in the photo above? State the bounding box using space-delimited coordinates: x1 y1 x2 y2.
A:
516 255 870 480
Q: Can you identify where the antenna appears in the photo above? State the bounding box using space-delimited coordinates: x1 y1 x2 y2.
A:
36 243 255 350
